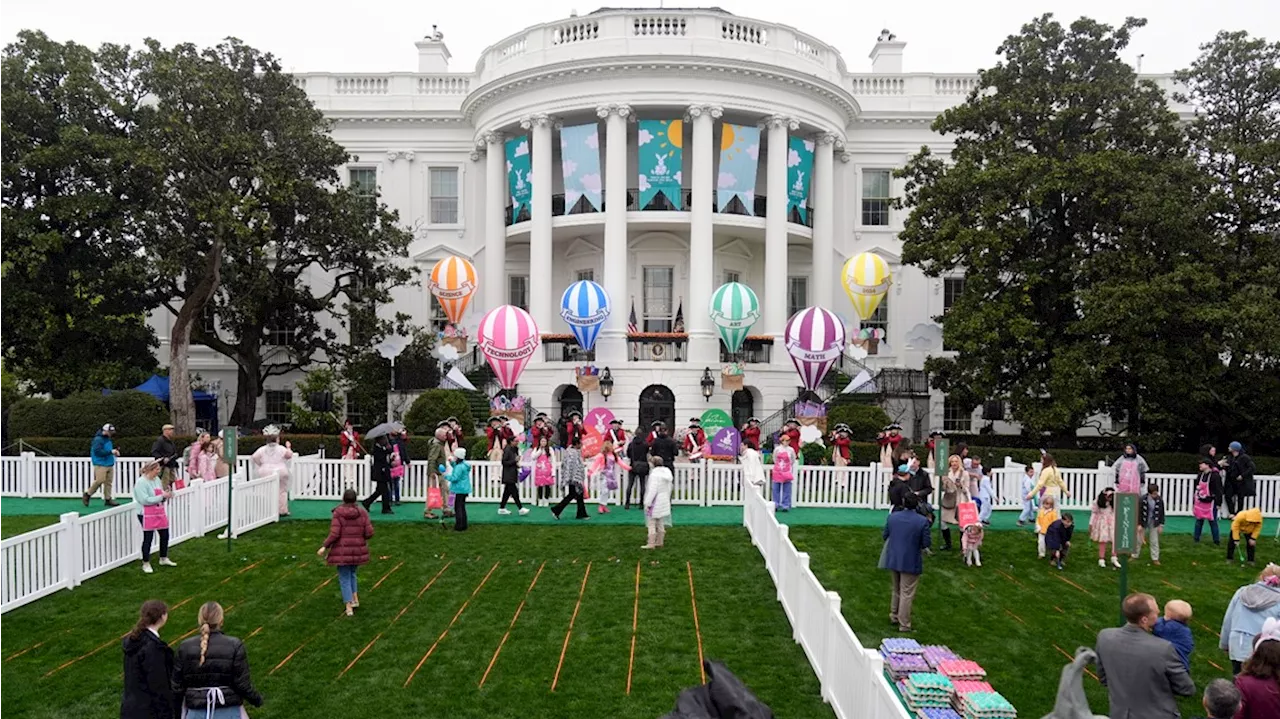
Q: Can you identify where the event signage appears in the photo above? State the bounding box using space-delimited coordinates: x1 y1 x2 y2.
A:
638 119 683 209
505 135 532 220
786 136 814 223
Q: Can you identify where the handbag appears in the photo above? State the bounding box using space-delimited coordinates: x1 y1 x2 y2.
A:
427 486 444 510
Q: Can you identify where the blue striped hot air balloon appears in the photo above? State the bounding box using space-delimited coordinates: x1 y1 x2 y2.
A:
559 280 611 351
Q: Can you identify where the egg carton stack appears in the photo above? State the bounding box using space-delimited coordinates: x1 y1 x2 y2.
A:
897 672 956 713
883 652 931 680
937 659 987 682
917 709 963 719
921 645 958 670
951 680 996 696
954 691 1017 719
881 637 925 655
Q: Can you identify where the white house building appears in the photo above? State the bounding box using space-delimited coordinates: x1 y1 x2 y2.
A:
151 8 1192 438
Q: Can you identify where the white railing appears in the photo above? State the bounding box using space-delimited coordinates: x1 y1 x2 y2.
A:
742 476 912 719
7 453 1279 517
0 471 280 614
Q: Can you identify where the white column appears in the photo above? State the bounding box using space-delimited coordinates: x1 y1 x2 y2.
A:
596 104 631 365
812 132 837 310
481 132 506 313
523 113 553 362
764 115 797 360
688 104 722 365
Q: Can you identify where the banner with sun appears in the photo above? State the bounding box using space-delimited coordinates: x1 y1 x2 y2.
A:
637 119 683 210
716 123 761 214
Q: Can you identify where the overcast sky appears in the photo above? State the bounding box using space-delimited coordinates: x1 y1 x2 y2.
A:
3 0 1277 75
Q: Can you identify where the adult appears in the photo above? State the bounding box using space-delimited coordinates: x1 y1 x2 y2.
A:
741 417 762 451
829 423 853 467
770 433 796 512
781 418 802 452
551 436 590 520
1094 593 1195 719
363 434 394 515
424 424 451 519
924 430 945 472
150 424 179 491
645 420 665 446
649 424 679 472
187 431 218 482
251 425 293 517
1193 456 1224 545
605 418 627 448
120 599 176 719
173 601 263 717
85 423 120 506
740 440 766 488
939 455 969 551
624 430 650 510
887 464 913 509
485 416 505 461
682 417 707 459
877 423 903 468
907 456 935 515
1234 619 1280 719
561 411 583 449
1221 564 1280 674
318 488 374 616
1201 679 1241 719
389 427 410 507
1225 441 1257 518
133 461 176 574
1112 442 1149 495
1028 453 1070 503
340 419 362 460
882 493 931 633
498 438 529 515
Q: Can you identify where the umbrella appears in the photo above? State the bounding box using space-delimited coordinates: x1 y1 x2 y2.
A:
365 422 399 440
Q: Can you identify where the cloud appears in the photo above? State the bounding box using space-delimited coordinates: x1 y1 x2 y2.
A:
433 343 460 362
585 131 599 149
743 191 755 208
746 144 759 160
638 174 650 192
565 189 582 208
673 170 682 185
788 148 802 167
562 159 578 178
506 160 513 173
513 140 529 157
579 173 602 194
803 140 815 152
718 171 737 188
637 128 653 146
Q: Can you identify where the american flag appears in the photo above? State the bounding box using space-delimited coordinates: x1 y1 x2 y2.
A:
627 300 639 334
673 300 685 333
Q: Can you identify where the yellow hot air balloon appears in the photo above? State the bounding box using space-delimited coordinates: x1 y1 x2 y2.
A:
841 252 892 320
428 256 478 324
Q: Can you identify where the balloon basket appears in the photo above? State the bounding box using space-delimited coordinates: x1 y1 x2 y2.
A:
576 375 600 392
441 336 468 353
721 374 744 391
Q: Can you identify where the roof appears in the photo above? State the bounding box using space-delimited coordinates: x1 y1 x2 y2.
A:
588 6 733 15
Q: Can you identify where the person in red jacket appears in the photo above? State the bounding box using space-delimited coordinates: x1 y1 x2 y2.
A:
741 417 762 450
317 488 374 616
782 418 802 451
561 411 583 448
485 416 504 461
683 417 707 459
877 423 904 467
340 419 363 460
606 418 627 447
830 423 853 466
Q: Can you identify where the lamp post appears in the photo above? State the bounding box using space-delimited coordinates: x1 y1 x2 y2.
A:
599 367 614 402
700 367 714 402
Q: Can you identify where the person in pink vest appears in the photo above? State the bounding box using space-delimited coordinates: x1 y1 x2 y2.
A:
771 433 797 512
252 425 294 516
133 461 176 574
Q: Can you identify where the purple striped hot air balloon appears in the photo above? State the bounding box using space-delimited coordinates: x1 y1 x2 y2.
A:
783 306 846 391
477 305 541 390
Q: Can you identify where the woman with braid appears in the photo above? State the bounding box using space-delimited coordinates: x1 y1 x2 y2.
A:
173 601 263 717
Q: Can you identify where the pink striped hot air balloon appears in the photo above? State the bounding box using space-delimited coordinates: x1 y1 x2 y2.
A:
783 306 846 391
428 256 478 325
476 305 541 390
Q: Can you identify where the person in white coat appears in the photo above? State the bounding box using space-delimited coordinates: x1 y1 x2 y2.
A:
642 456 674 550
252 425 294 516
740 441 767 489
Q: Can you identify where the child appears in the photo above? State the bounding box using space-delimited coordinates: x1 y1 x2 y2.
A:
1153 599 1195 671
641 456 674 549
532 437 557 502
977 466 995 526
1036 494 1060 559
1227 507 1263 564
962 521 984 567
440 448 471 531
1045 512 1074 570
589 440 629 514
1017 465 1037 527
1192 457 1222 545
1135 483 1166 565
1089 488 1120 569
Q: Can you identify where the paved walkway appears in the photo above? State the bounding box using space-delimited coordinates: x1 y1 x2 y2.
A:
0 496 1216 533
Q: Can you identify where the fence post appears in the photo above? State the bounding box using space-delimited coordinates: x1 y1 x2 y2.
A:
869 463 881 510
700 459 709 507
192 479 206 537
775 524 790 602
22 452 36 498
821 591 842 702
793 552 810 643
58 512 81 590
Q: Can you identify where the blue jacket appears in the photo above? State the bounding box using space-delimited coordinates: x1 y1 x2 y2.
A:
882 509 931 575
90 432 115 467
440 461 472 495
1045 520 1074 551
1153 617 1194 671
1220 582 1280 661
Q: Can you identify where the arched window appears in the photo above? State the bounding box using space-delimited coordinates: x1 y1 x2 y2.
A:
638 384 676 432
557 386 584 419
731 389 755 429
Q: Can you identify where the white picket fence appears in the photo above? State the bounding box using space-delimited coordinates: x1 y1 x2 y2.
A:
742 476 911 719
0 471 281 614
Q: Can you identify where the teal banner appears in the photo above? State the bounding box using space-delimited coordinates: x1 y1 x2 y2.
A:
638 119 683 209
717 124 761 214
559 123 602 212
786 136 814 223
505 135 532 221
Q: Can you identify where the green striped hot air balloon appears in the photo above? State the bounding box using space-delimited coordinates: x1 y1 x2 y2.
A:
709 282 761 354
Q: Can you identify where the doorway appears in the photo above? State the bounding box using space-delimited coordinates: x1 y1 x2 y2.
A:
557 385 584 419
731 389 755 429
638 384 676 432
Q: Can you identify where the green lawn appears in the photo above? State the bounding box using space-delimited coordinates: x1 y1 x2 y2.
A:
791 524 1275 719
1 515 60 538
1 521 832 719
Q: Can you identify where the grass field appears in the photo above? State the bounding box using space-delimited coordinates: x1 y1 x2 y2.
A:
791 523 1277 718
1 520 832 719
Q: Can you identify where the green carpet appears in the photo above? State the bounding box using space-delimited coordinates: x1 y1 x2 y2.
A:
0 496 1233 534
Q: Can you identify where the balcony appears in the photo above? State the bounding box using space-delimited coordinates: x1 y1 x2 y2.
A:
628 333 687 362
504 190 812 227
542 335 596 363
719 336 773 364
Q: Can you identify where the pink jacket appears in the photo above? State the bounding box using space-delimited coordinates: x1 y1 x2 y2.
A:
589 452 630 478
188 450 218 481
771 447 795 482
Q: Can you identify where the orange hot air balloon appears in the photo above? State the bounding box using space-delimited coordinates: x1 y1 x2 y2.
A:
428 256 478 324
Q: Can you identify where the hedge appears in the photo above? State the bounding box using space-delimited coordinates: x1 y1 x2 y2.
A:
403 390 476 438
9 391 168 438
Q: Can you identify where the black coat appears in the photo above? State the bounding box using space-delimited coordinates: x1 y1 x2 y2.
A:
370 442 392 483
649 436 679 471
627 436 650 474
1227 452 1257 495
501 443 520 483
1138 495 1166 528
172 631 262 710
121 631 178 719
908 469 934 501
151 436 178 468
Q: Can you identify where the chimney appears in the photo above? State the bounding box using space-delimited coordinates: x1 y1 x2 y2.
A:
415 25 451 73
869 30 906 73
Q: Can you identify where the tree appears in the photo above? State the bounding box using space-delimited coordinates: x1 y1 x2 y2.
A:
136 38 415 429
1173 31 1280 448
897 15 1211 440
1 31 159 396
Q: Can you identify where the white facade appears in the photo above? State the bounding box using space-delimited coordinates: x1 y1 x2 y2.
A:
156 9 1192 437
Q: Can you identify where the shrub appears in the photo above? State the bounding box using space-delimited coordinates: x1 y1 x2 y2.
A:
825 403 892 439
9 390 168 438
403 390 476 438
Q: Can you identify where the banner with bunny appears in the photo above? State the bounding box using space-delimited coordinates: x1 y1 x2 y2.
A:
786 136 814 224
505 135 532 221
637 119 684 209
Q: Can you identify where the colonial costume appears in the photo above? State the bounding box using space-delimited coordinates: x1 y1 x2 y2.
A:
924 431 945 472
877 424 904 468
829 423 853 467
561 411 583 449
605 419 627 447
485 417 505 461
741 417 762 451
646 420 665 446
682 418 707 459
781 419 801 451
340 422 362 460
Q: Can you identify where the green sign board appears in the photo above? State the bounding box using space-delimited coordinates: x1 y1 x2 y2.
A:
221 427 238 467
699 408 733 436
1115 493 1139 555
934 438 950 477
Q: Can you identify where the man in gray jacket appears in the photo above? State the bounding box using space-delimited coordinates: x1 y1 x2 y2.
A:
1095 593 1195 719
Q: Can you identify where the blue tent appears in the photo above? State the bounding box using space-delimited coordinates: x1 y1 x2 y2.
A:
129 375 219 432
